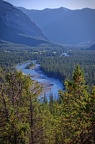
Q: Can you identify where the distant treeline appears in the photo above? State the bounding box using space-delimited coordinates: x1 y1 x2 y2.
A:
40 50 95 86
1 41 95 86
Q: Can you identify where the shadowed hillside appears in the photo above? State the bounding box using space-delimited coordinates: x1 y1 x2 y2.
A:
0 0 49 46
19 7 95 44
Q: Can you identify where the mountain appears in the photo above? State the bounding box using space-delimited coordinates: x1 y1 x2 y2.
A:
18 7 95 44
0 0 48 46
87 43 95 50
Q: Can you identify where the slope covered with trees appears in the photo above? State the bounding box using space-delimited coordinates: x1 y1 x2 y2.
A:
0 40 95 143
0 0 48 46
0 65 95 144
19 7 95 44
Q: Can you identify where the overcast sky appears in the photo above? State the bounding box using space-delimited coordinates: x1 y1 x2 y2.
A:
4 0 95 10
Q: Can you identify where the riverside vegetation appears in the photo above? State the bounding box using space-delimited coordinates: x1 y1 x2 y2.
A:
0 41 95 143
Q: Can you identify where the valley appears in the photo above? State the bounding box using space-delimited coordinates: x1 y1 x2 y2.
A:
19 7 95 44
0 0 95 143
16 61 64 99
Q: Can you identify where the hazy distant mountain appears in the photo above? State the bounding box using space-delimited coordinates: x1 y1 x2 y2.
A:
0 0 48 46
87 43 95 50
18 7 95 44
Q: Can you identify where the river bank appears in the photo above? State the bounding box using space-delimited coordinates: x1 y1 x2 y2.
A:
16 61 64 99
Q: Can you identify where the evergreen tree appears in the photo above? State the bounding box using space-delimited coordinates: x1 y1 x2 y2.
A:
59 65 89 143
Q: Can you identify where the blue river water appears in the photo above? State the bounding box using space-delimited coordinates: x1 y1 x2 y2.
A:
16 61 64 99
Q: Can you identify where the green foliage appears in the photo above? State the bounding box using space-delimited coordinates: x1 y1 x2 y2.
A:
0 40 65 71
25 62 34 69
1 40 95 143
59 65 95 143
0 65 95 143
0 70 43 143
40 50 95 86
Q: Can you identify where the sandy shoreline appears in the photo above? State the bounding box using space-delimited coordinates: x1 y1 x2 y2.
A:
17 61 63 97
40 82 54 94
30 64 54 95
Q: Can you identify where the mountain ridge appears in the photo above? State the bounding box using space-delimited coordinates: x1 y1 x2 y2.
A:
87 43 95 50
0 0 48 46
18 7 95 44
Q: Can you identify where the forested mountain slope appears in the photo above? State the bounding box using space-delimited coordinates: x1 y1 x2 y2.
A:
19 7 95 44
0 65 95 144
0 0 48 46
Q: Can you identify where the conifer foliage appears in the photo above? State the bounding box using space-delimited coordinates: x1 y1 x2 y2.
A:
59 65 95 143
0 66 95 144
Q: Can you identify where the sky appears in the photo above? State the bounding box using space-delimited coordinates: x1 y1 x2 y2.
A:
4 0 95 10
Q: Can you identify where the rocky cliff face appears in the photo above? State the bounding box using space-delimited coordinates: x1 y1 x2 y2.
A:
0 0 47 41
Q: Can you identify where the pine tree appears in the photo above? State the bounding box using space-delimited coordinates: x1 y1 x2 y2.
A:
59 65 89 143
0 71 43 144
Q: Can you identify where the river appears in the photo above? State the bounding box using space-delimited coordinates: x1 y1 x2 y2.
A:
16 61 64 99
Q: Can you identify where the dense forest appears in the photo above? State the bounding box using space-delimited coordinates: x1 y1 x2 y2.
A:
40 50 95 86
0 64 95 143
0 41 95 143
0 0 95 143
0 40 65 71
1 40 95 87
